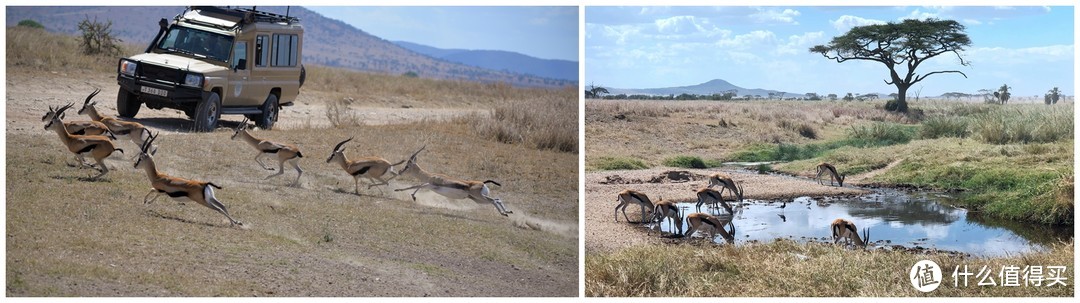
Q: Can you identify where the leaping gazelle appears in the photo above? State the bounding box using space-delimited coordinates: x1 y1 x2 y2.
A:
816 162 846 187
394 146 513 217
77 88 154 155
43 103 124 179
135 132 242 227
325 137 404 195
43 101 125 176
231 118 303 185
684 212 736 244
614 189 653 223
830 218 869 248
40 92 111 137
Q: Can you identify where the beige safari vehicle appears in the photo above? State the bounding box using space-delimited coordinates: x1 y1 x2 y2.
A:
117 6 304 131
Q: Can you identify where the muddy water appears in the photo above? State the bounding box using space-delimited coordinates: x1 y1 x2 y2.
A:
654 189 1072 257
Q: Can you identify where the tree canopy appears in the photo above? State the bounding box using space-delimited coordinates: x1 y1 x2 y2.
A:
810 19 971 112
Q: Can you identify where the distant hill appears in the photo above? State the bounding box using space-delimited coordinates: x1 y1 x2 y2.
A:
608 79 805 98
394 41 578 82
6 6 574 88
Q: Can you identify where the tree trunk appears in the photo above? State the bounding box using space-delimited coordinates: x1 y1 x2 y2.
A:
892 84 909 113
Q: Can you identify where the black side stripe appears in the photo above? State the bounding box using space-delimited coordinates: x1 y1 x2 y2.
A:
76 144 97 154
627 191 647 204
351 166 372 176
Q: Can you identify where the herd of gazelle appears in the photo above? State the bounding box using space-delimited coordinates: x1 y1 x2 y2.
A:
41 89 514 227
615 164 868 248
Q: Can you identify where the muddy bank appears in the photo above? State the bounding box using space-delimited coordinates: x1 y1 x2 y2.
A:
585 167 869 253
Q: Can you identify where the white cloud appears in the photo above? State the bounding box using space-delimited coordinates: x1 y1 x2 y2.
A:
902 9 939 21
716 30 777 49
966 45 1075 65
750 8 801 25
962 19 983 26
655 16 706 35
775 31 825 55
831 15 887 32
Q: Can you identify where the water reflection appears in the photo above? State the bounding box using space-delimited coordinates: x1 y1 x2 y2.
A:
655 189 1072 257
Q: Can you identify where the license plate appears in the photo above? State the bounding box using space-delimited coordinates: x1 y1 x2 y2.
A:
140 86 168 97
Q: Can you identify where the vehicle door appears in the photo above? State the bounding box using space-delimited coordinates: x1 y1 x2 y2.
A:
227 40 256 106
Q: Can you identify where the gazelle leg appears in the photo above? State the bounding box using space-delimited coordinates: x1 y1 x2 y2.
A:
366 177 386 194
255 153 273 170
90 158 108 179
144 188 162 204
290 158 303 185
353 177 361 195
265 159 286 180
394 183 429 201
204 186 241 226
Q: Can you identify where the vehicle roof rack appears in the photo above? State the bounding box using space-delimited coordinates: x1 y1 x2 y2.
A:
188 6 300 26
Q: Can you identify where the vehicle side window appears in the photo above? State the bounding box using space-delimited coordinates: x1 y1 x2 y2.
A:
232 41 247 70
255 35 269 67
271 34 298 67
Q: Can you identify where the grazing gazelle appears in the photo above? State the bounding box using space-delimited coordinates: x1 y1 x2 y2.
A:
394 146 513 216
76 88 154 154
325 137 404 195
614 189 654 223
684 212 736 244
706 173 745 204
40 92 111 137
43 103 124 179
695 187 734 214
135 132 242 227
830 218 869 248
231 118 303 185
816 162 846 187
651 198 682 236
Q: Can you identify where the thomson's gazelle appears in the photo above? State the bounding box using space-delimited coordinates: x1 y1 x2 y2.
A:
135 132 242 226
684 212 736 243
816 163 846 187
651 198 682 236
706 173 745 204
40 92 111 137
231 118 303 184
395 146 513 216
695 187 734 214
77 88 154 154
830 218 869 248
614 189 653 223
43 103 124 179
326 137 403 195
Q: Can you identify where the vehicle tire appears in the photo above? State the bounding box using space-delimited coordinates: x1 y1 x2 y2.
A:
253 94 279 129
117 87 141 118
193 92 222 132
299 64 306 88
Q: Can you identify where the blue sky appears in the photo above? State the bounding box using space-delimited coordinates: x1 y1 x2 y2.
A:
586 6 1074 97
307 6 579 62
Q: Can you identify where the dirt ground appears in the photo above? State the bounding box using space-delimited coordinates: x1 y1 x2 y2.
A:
584 167 869 253
6 68 577 297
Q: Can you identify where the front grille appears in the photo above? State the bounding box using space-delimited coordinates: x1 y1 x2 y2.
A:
137 63 184 84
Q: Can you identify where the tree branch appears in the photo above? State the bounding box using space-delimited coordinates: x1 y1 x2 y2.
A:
912 70 968 84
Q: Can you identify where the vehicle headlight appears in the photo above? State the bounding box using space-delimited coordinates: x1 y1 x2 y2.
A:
119 60 137 76
183 74 204 88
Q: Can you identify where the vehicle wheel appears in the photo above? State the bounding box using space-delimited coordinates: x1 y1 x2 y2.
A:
299 64 306 88
193 92 222 132
117 87 141 118
253 94 279 130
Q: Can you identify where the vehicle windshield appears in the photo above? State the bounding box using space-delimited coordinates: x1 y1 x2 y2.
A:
157 25 233 62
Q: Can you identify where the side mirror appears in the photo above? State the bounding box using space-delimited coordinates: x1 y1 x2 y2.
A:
234 58 247 71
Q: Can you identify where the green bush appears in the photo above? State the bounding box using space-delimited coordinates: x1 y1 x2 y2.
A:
847 122 915 146
17 19 44 29
662 155 722 169
594 156 649 170
971 106 1072 144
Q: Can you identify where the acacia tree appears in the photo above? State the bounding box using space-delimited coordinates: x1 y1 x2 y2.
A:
1048 87 1061 104
810 19 971 113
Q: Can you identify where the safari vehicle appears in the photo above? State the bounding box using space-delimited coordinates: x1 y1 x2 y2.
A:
116 6 305 131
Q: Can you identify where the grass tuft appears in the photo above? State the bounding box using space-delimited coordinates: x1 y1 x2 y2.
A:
661 155 722 169
592 156 649 171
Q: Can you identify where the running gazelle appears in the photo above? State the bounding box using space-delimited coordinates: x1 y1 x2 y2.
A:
135 132 242 226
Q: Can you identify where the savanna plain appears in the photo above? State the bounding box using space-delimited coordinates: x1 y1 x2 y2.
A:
6 27 578 296
584 97 1073 296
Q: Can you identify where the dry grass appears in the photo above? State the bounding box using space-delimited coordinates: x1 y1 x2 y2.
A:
6 26 140 73
586 240 1074 297
460 87 578 153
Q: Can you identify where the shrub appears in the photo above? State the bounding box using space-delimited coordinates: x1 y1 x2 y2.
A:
662 155 721 169
796 124 818 139
77 15 122 56
594 157 649 170
325 98 361 127
17 19 44 29
847 122 915 146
